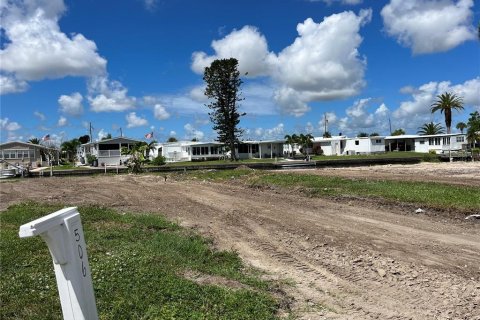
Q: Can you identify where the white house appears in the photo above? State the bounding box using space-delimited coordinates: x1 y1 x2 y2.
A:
385 133 467 154
0 141 57 168
78 137 142 166
311 136 347 156
342 136 386 155
154 141 225 162
237 140 284 159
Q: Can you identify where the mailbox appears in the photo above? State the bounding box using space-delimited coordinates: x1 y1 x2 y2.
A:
19 207 98 320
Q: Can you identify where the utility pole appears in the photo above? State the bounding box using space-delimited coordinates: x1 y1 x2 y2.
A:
119 127 123 137
388 117 392 135
324 113 328 135
89 122 93 142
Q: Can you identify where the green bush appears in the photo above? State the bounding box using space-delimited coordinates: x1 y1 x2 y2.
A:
86 154 97 165
151 155 166 166
422 151 439 162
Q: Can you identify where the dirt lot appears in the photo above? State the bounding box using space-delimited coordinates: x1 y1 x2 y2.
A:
1 162 479 319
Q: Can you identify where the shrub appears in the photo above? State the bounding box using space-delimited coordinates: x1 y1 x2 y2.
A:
151 155 166 166
423 151 439 162
86 154 97 165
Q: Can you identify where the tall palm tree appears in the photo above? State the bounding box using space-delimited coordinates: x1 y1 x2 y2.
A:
417 122 445 135
456 122 467 133
61 139 81 162
28 138 40 144
430 92 464 134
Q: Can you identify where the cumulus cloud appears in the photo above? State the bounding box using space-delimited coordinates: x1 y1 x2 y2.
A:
189 85 208 102
184 123 204 140
192 25 274 77
57 116 67 127
169 131 176 137
126 112 148 128
153 104 170 120
318 112 338 130
97 129 108 141
335 99 391 135
392 78 480 132
381 0 476 54
0 118 21 131
0 0 106 86
34 111 46 121
58 92 84 116
273 87 310 117
88 76 136 112
393 78 480 119
0 74 28 94
274 10 371 102
253 123 285 140
191 10 371 117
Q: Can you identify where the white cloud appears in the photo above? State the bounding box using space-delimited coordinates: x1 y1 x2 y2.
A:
169 130 176 137
58 92 84 116
88 76 136 112
188 85 208 102
192 25 274 77
273 87 310 117
34 111 46 121
184 123 204 140
191 10 371 117
392 78 480 132
57 116 67 127
97 129 108 141
253 123 285 140
335 99 391 135
274 10 371 102
153 104 170 120
0 74 28 94
0 0 106 84
0 118 21 131
381 0 476 54
126 112 148 128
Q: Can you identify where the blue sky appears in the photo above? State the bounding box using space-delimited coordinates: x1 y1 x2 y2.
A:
1 0 479 144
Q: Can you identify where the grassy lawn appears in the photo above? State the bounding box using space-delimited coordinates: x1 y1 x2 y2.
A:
1 203 279 320
311 152 424 161
51 164 89 170
164 158 282 167
186 170 480 212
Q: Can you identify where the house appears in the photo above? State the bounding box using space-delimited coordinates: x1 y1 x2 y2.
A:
155 141 225 162
312 136 347 156
0 141 57 168
385 133 467 154
78 137 142 166
343 136 386 155
237 140 284 159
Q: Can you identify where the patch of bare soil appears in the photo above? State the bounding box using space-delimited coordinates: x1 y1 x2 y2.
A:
1 164 479 319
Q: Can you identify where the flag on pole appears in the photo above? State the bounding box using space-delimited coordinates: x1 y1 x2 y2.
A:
42 134 50 141
145 132 153 139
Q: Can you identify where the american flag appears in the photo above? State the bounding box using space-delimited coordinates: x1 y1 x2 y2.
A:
42 134 50 141
145 132 153 139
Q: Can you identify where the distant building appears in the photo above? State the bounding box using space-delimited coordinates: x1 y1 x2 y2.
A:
343 136 386 155
385 133 467 153
154 141 225 162
78 137 142 166
0 141 56 168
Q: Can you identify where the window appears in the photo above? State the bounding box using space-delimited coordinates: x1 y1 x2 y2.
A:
355 140 359 145
429 138 441 146
456 136 464 142
238 144 249 153
442 137 450 145
375 139 382 144
419 140 425 145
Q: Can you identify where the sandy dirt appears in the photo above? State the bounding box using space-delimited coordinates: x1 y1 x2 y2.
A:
1 162 479 319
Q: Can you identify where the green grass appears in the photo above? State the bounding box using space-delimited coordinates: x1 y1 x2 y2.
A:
184 170 480 212
51 164 87 170
1 203 279 320
311 152 424 161
164 158 281 167
253 173 480 212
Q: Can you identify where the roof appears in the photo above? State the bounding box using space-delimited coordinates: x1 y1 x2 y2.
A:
385 133 466 140
0 141 48 149
242 139 285 144
82 136 142 146
313 136 347 142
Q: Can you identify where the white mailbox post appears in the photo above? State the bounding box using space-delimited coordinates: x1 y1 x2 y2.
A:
19 207 98 320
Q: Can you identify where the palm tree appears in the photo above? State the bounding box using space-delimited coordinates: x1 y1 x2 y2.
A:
28 138 40 144
121 143 148 173
417 122 445 135
391 128 405 136
284 134 299 158
298 133 314 157
456 122 467 133
61 139 81 162
430 92 464 134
